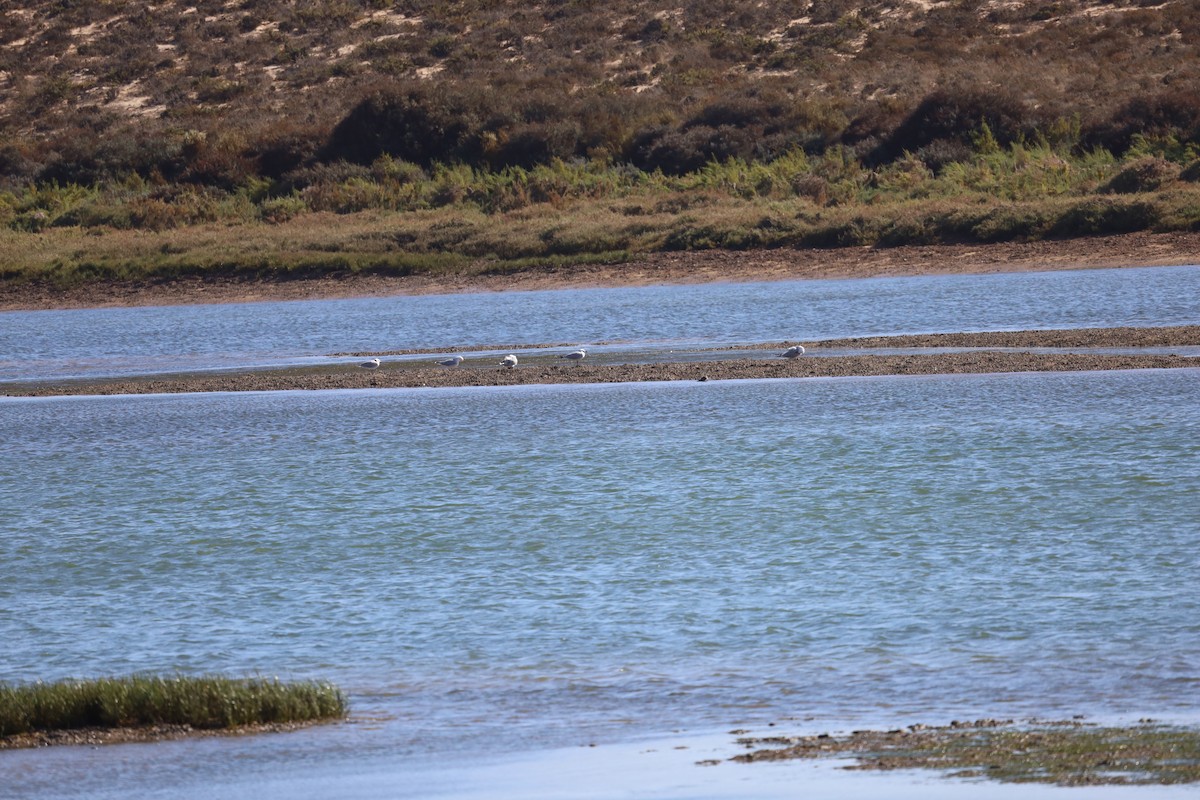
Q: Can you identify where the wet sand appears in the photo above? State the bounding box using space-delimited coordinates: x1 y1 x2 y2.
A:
6 327 1198 398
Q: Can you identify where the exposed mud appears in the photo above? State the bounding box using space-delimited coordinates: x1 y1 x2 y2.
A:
5 327 1198 397
0 720 329 750
729 718 1200 786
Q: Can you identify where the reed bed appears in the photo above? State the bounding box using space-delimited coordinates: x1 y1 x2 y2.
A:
0 675 347 737
4 179 1200 292
3 132 1200 292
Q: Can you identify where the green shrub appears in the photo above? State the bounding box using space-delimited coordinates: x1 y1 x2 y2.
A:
801 215 884 248
1101 156 1181 194
965 205 1057 242
260 193 309 223
1050 197 1158 237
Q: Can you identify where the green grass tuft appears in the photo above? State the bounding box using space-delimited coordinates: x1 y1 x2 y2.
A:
0 675 347 737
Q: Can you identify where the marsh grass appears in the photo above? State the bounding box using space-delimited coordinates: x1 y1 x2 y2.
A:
3 147 1199 291
0 675 347 738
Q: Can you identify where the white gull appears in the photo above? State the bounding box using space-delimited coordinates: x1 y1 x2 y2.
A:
557 348 587 363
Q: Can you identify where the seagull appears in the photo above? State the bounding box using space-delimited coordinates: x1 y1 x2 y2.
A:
359 357 381 369
781 345 806 358
557 348 586 364
500 354 518 369
434 355 464 367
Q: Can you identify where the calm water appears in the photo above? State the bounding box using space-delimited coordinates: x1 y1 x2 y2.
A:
2 369 1199 798
2 265 1199 381
1 266 1199 798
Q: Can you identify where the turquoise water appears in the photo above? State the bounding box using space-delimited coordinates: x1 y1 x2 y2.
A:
2 265 1199 381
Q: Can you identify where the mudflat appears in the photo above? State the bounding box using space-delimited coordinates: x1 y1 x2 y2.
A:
5 327 1198 398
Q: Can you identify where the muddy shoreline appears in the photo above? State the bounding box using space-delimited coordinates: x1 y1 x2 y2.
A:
3 231 1199 312
6 327 1198 398
7 714 1197 788
0 720 328 750
730 718 1200 786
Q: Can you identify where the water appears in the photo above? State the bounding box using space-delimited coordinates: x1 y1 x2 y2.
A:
1 265 1199 798
2 265 1198 381
2 369 1199 798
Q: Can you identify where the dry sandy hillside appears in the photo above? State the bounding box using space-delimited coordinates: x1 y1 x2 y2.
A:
1 0 1196 182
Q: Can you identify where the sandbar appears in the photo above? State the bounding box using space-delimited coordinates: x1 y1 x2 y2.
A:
5 327 1198 397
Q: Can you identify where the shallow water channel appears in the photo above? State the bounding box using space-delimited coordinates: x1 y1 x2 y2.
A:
1 266 1199 798
2 264 1199 382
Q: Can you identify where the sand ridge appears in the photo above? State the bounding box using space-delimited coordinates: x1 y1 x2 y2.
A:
6 327 1198 397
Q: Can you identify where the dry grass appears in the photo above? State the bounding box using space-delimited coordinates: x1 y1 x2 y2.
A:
4 179 1199 289
2 1 1197 181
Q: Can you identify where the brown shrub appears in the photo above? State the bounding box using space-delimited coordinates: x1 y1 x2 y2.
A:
4 0 1199 188
1086 88 1200 155
871 85 1042 165
322 82 488 167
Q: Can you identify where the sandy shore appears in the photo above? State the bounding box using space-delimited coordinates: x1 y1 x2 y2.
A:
3 231 1199 311
6 327 1197 397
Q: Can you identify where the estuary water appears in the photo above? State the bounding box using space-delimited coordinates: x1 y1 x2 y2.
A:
1 265 1199 799
2 264 1199 382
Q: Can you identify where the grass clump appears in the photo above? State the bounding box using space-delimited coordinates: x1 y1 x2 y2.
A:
0 675 347 738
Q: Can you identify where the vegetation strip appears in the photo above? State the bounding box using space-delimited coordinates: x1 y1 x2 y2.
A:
0 675 347 747
3 3 1200 293
5 231 1199 313
729 719 1200 786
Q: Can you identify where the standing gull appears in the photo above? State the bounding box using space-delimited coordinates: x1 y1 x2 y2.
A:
434 355 465 367
500 354 518 369
557 348 587 364
359 357 381 369
781 345 806 358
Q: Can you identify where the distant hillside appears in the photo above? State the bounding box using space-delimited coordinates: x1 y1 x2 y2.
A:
2 0 1199 294
2 0 1197 186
